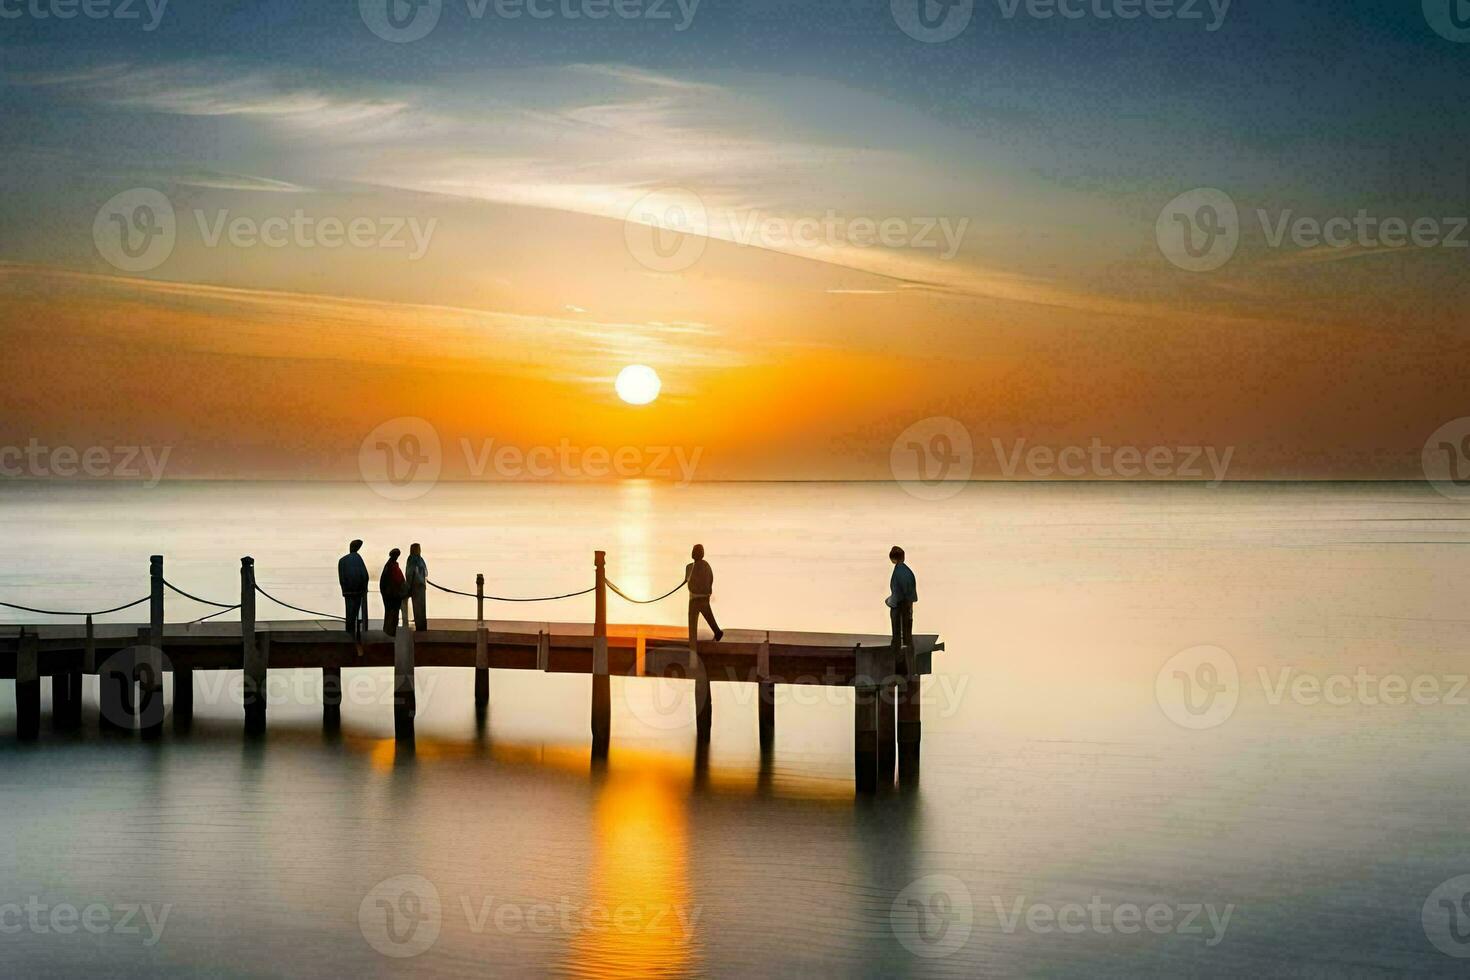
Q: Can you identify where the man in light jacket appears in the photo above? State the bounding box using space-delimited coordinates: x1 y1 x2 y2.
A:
406 543 428 632
337 539 369 642
685 543 724 643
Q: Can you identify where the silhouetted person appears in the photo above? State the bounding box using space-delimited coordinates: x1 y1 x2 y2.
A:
686 543 723 643
338 539 370 644
406 542 428 632
887 545 917 669
380 548 406 636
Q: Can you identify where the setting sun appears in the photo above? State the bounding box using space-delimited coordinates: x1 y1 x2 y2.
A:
614 364 661 405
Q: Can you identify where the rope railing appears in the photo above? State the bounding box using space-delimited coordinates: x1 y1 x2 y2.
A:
427 580 595 602
1 564 689 625
253 583 342 622
161 579 237 609
605 577 688 604
0 595 150 617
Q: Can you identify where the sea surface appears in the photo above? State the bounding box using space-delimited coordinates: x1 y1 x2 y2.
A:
1 480 1468 977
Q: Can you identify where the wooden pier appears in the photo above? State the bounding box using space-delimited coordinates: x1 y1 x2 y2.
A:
0 553 943 792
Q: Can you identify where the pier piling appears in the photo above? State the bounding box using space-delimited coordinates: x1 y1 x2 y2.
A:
394 598 415 741
16 629 38 741
853 678 878 794
474 573 488 706
138 556 166 739
897 642 921 787
591 552 610 757
241 557 266 734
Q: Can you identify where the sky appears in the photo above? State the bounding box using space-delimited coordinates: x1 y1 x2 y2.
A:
0 0 1467 481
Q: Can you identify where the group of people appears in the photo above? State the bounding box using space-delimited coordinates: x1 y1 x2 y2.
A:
334 539 918 654
337 539 428 643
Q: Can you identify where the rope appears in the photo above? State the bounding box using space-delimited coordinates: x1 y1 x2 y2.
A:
427 580 595 602
162 579 237 608
0 595 149 617
187 605 239 625
254 584 343 621
605 577 688 604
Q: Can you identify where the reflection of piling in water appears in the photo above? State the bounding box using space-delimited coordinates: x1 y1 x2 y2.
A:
0 551 942 794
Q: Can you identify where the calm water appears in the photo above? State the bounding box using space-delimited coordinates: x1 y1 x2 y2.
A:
2 480 1469 977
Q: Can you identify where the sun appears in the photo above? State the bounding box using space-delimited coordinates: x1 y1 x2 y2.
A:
614 364 661 405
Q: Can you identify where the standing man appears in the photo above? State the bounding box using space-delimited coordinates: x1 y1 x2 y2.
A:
379 548 406 636
686 544 724 643
337 539 369 644
886 545 917 670
406 543 429 632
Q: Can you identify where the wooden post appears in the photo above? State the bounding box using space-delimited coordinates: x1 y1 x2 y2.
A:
689 581 711 743
591 551 610 756
171 559 192 731
758 682 775 752
322 667 342 714
52 667 80 731
878 635 898 787
138 555 165 739
474 573 488 706
853 679 878 794
16 629 39 740
394 597 415 741
241 556 266 734
757 634 774 752
897 644 921 787
98 616 132 734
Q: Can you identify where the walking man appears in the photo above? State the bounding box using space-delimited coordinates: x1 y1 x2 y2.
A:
380 548 406 636
406 543 428 632
886 545 917 671
337 539 369 645
686 543 724 643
